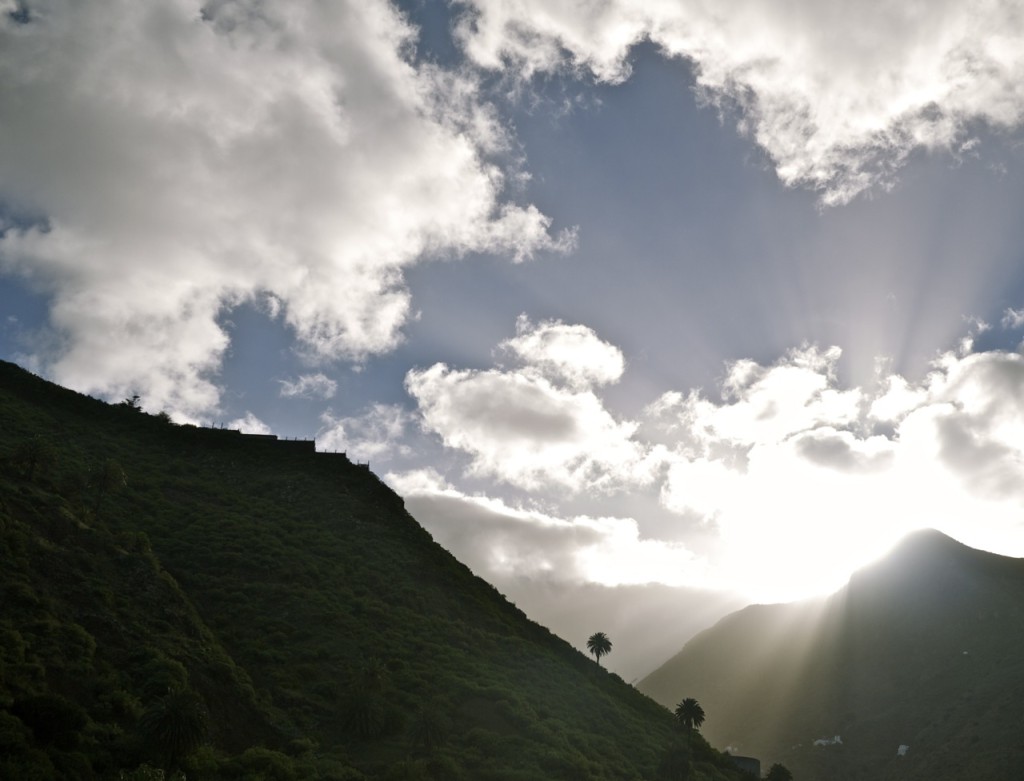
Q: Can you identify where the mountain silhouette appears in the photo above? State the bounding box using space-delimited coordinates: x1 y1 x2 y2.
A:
639 529 1024 781
0 360 753 780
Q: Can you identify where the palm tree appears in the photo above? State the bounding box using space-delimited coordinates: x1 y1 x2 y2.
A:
408 701 448 754
586 632 612 666
674 698 705 735
139 690 208 772
343 658 392 738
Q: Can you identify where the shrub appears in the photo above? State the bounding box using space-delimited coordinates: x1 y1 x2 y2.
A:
138 691 208 770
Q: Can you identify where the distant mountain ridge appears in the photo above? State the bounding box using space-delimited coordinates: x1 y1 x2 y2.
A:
638 529 1024 780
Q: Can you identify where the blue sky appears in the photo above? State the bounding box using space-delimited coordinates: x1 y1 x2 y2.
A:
3 0 1024 678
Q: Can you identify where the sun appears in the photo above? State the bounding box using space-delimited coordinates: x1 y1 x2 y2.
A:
725 529 908 605
707 466 921 604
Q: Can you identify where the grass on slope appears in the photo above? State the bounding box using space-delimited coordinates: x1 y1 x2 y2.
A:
0 361 751 781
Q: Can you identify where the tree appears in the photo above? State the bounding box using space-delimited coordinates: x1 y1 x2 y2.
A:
586 632 612 666
354 657 389 695
343 658 394 738
120 394 143 411
408 702 448 755
139 691 208 772
765 763 793 781
90 458 126 518
673 698 705 735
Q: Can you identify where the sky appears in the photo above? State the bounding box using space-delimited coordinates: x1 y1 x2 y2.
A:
3 0 1024 680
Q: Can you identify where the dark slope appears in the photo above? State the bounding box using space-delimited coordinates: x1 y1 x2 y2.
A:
0 360 751 781
639 529 1024 781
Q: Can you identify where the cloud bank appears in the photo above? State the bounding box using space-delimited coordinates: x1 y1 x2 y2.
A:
400 319 1024 602
0 0 569 418
457 0 1024 203
387 468 706 588
406 317 654 491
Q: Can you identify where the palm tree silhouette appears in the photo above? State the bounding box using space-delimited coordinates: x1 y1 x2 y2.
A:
139 690 208 772
586 632 612 666
344 658 391 738
674 698 705 735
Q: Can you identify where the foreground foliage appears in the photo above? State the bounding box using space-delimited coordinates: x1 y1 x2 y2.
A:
0 361 752 781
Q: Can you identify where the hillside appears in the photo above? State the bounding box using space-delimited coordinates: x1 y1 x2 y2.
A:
0 360 751 781
639 530 1024 781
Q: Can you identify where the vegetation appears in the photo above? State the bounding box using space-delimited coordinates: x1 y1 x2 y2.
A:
138 691 208 772
765 763 792 781
0 360 754 781
587 632 613 666
673 699 705 735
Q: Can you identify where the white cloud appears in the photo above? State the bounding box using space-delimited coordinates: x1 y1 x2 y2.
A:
399 320 1024 602
405 317 652 491
457 0 1024 203
905 350 1024 502
228 411 272 435
279 373 337 400
499 314 625 389
646 345 863 452
0 0 570 418
651 344 1024 601
405 361 651 491
1002 307 1024 329
869 373 927 423
318 403 412 462
386 470 708 588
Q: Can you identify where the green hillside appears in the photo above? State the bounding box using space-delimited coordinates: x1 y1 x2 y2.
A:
0 360 751 781
639 530 1024 781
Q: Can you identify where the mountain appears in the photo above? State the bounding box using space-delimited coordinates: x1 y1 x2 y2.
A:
0 360 752 781
639 529 1024 781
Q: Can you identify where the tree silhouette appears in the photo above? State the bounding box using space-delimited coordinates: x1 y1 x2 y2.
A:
139 690 208 772
90 458 126 518
674 698 705 735
354 657 389 694
120 394 143 411
765 763 793 781
586 632 612 666
343 658 393 738
408 701 448 755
